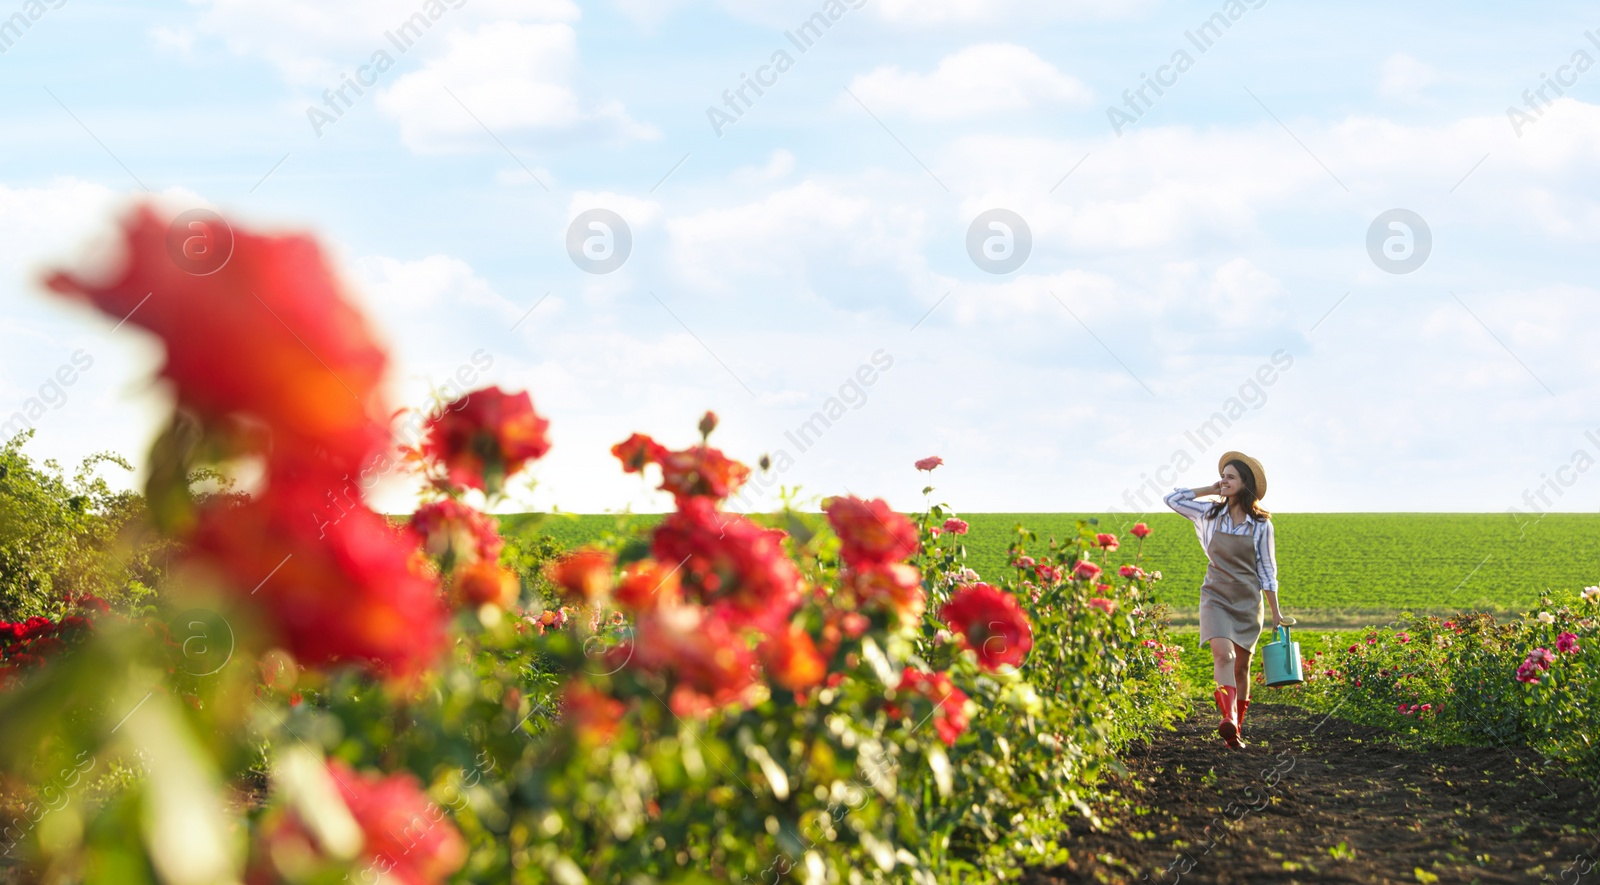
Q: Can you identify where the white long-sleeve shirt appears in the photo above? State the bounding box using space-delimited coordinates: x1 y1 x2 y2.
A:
1163 487 1280 593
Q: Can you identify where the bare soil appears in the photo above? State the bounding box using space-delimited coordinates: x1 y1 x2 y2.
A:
1027 702 1600 885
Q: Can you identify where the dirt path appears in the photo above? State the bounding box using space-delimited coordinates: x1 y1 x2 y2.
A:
1026 702 1600 884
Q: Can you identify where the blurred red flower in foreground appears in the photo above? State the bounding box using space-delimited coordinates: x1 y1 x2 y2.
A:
251 760 466 885
652 499 803 633
940 583 1033 671
824 496 918 570
915 456 943 472
332 761 467 885
44 204 389 472
191 484 447 679
451 560 519 610
545 547 616 605
758 625 827 692
561 682 626 746
614 558 682 612
840 562 925 627
408 498 504 568
631 604 760 717
890 667 969 746
424 386 551 493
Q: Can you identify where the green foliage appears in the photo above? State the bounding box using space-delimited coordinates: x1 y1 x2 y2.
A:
1275 590 1600 783
0 432 168 619
513 512 1600 623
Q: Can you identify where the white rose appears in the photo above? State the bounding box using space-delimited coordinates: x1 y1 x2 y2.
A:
1537 611 1556 625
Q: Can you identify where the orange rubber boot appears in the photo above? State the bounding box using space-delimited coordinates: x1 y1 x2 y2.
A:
1214 685 1241 748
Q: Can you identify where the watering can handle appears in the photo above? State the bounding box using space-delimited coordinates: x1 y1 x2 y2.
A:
1276 624 1292 643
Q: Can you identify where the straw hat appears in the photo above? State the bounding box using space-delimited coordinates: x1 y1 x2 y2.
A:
1217 451 1267 501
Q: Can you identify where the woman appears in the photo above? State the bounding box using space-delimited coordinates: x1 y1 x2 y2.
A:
1164 452 1287 749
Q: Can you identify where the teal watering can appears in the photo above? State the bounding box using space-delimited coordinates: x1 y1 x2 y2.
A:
1261 622 1304 687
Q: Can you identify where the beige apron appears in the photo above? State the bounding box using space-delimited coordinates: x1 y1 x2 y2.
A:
1198 528 1265 653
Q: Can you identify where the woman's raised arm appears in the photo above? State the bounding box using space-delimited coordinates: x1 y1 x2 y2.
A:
1163 485 1216 523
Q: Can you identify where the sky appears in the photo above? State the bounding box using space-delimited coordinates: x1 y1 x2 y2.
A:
2 0 1598 519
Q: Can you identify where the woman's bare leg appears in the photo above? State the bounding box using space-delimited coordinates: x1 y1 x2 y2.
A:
1209 637 1237 687
1233 642 1252 702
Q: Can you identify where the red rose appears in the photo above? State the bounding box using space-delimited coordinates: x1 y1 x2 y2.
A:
408 498 504 568
612 432 666 473
452 560 520 610
615 558 682 612
1088 597 1116 615
1094 533 1119 551
1130 522 1151 539
611 431 751 505
45 204 390 474
915 456 944 472
251 759 467 885
824 496 918 569
1118 565 1144 579
560 681 626 745
1071 560 1102 581
328 761 467 885
630 604 760 716
840 562 925 627
891 667 968 746
545 547 616 604
940 583 1033 670
190 483 447 679
424 387 551 494
758 625 827 692
941 517 970 535
654 445 751 504
653 499 803 633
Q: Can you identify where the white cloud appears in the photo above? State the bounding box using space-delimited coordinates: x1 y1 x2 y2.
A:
846 43 1091 119
191 0 579 85
376 22 656 152
665 181 927 298
841 0 1152 26
1379 52 1439 102
148 26 196 57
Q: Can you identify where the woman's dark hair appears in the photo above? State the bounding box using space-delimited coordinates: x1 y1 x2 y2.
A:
1207 459 1271 522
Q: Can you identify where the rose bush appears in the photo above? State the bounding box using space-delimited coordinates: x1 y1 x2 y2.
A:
0 204 1188 884
1279 588 1600 782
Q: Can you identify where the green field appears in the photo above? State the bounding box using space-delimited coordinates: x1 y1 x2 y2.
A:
502 512 1600 628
